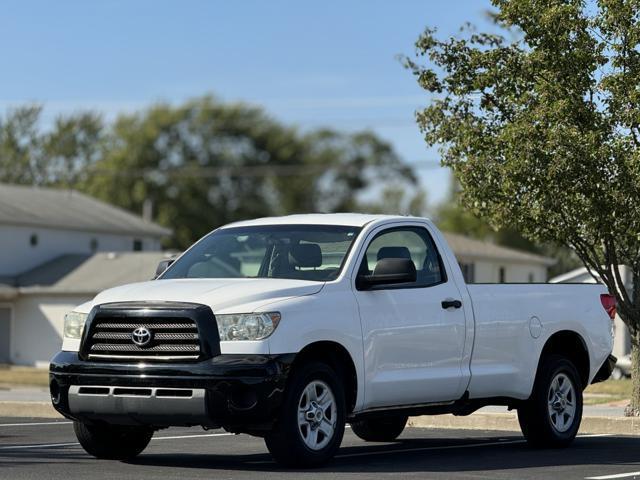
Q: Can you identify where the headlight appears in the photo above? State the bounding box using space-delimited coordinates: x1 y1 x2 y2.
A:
63 311 88 339
216 312 280 341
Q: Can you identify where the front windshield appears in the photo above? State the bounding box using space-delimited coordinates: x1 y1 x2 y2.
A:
161 225 361 282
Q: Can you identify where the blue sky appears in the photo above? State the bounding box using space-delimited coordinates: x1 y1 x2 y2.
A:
0 0 495 204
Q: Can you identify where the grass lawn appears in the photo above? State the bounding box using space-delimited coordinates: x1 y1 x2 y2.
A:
0 365 49 387
584 378 631 405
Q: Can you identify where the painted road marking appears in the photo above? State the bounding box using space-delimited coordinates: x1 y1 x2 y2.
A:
153 433 233 441
586 473 640 480
0 442 79 450
0 421 73 427
0 432 233 451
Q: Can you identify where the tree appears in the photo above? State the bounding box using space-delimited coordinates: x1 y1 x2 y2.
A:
406 0 640 413
436 177 581 277
0 106 46 184
358 184 428 216
81 96 415 249
0 106 105 186
0 97 415 249
44 112 104 187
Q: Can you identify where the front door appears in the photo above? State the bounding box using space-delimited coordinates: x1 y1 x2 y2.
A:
353 225 468 409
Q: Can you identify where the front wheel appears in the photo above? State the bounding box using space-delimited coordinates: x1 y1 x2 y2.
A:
74 422 153 460
265 361 346 467
517 354 583 447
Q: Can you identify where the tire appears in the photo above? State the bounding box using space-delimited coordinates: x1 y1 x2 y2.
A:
517 354 583 448
73 421 153 460
351 415 408 442
264 361 346 468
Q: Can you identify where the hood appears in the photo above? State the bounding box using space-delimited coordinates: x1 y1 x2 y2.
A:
90 278 325 313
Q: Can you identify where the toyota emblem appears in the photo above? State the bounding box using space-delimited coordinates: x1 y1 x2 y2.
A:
131 327 153 348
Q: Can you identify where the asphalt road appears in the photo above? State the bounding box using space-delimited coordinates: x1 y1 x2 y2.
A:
0 418 639 480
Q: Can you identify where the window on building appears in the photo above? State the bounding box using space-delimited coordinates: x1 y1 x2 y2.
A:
499 266 506 283
90 238 98 252
30 234 38 247
459 262 475 283
133 239 143 251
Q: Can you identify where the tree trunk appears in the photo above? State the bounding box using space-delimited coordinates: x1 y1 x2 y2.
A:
626 331 640 416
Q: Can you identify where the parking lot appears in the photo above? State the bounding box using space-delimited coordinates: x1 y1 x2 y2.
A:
0 418 638 480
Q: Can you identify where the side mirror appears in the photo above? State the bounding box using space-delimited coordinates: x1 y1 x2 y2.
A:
357 258 417 290
154 259 175 279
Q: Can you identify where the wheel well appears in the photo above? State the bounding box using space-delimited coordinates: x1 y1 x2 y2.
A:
292 341 358 414
539 331 590 389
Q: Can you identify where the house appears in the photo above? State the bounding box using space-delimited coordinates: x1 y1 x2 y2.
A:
0 184 169 278
0 183 171 366
550 266 632 359
443 232 555 283
1 251 174 366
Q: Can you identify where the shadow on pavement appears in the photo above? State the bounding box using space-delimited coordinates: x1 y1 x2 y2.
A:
127 434 640 474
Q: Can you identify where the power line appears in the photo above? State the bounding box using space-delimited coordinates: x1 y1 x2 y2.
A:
85 160 444 178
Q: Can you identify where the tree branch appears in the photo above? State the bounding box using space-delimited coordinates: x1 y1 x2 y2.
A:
605 237 635 311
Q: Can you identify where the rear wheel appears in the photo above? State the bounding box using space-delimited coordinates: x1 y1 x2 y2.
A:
351 415 408 442
74 422 153 460
517 354 583 447
265 361 346 467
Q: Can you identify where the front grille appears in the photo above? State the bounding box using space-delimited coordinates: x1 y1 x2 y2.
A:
86 316 201 361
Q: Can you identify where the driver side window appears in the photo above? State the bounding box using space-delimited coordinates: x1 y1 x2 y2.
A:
361 227 445 288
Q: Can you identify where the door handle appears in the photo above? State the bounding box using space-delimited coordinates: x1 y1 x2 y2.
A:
441 299 462 310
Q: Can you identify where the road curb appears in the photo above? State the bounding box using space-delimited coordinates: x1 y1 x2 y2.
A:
408 412 640 435
0 401 61 419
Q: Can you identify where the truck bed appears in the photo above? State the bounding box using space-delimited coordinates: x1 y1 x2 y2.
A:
464 283 611 399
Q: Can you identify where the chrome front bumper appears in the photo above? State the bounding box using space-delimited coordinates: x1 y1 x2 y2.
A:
67 385 208 426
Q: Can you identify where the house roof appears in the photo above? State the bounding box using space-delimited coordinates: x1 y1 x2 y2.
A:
17 252 175 294
0 183 171 237
549 266 601 284
443 232 555 266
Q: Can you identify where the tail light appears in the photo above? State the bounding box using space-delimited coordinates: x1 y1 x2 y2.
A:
600 294 616 320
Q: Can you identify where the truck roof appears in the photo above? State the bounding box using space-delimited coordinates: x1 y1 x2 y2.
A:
222 213 425 229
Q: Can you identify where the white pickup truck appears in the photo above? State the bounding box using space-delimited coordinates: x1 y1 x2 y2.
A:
50 214 616 467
